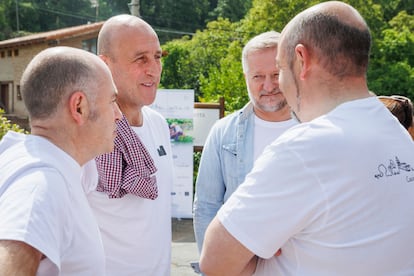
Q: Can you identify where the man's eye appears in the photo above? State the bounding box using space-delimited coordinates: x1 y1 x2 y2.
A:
135 56 146 63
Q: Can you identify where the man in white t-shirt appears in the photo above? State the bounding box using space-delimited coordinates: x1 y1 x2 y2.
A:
81 15 174 275
200 2 414 275
193 31 297 254
0 47 122 275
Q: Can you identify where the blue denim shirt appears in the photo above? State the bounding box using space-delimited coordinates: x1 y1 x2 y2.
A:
193 102 255 252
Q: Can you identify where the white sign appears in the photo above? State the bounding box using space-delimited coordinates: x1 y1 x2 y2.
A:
152 89 194 218
193 108 221 147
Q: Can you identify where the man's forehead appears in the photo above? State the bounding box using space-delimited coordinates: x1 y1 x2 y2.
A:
111 33 160 54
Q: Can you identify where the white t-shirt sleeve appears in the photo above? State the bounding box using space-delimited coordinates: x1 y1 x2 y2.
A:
0 168 71 270
217 139 328 258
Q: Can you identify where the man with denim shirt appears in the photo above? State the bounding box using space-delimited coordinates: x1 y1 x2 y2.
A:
193 31 297 252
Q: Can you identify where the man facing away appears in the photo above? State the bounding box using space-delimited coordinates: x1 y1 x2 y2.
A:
193 31 297 253
0 46 122 275
200 1 414 275
81 15 174 275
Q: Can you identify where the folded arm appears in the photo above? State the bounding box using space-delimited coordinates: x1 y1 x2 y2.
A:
200 217 257 276
0 240 43 276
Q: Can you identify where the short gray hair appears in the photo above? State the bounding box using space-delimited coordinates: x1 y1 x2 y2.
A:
282 7 371 78
242 31 281 73
21 47 99 120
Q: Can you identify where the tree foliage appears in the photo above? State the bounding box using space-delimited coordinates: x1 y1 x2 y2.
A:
0 110 27 140
162 18 240 101
0 0 214 42
0 0 105 40
0 0 413 111
199 38 247 111
140 0 211 43
368 10 414 97
161 0 414 112
208 0 252 23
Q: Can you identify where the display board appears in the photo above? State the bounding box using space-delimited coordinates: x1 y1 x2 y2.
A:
152 89 194 218
152 91 224 218
193 97 225 152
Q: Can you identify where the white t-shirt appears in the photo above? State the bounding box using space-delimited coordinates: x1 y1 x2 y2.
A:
218 97 414 275
253 115 297 161
0 132 105 276
82 106 174 276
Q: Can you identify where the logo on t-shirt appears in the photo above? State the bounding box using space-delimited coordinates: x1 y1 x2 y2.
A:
374 156 413 180
157 145 167 156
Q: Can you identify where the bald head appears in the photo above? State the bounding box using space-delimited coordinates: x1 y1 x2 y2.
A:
21 46 109 120
280 1 371 78
306 1 368 29
98 14 158 59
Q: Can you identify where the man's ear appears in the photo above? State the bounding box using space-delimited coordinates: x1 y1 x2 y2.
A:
99 54 109 65
295 44 311 80
68 91 88 125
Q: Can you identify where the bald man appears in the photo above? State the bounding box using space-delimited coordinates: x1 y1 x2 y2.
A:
0 47 121 275
200 1 414 275
81 15 174 275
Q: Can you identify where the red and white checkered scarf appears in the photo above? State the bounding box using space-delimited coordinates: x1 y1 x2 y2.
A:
95 115 158 199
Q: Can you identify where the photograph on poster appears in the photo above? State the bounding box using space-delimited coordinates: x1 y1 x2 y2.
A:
152 89 194 218
167 118 194 143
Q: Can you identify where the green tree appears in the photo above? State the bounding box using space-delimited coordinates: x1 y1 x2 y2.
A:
372 0 413 22
199 38 246 112
240 0 317 37
98 0 129 15
160 37 194 90
368 11 414 97
208 0 252 22
0 0 39 38
0 110 27 140
32 0 95 30
141 0 210 43
161 18 239 102
161 0 413 112
0 2 12 40
0 0 98 39
1 0 220 42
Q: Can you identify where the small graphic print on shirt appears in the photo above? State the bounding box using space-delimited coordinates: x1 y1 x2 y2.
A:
374 156 414 179
157 145 167 156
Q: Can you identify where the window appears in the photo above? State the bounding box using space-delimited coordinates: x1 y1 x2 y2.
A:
82 38 97 54
16 85 22 101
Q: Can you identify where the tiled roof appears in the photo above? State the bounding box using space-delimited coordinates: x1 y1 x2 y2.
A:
0 21 104 49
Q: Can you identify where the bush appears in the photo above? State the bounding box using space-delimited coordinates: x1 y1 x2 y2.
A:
0 109 28 140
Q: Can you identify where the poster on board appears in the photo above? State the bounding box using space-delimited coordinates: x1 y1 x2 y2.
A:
151 89 194 218
193 108 221 147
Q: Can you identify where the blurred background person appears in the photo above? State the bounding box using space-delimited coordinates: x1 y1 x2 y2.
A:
378 94 414 139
